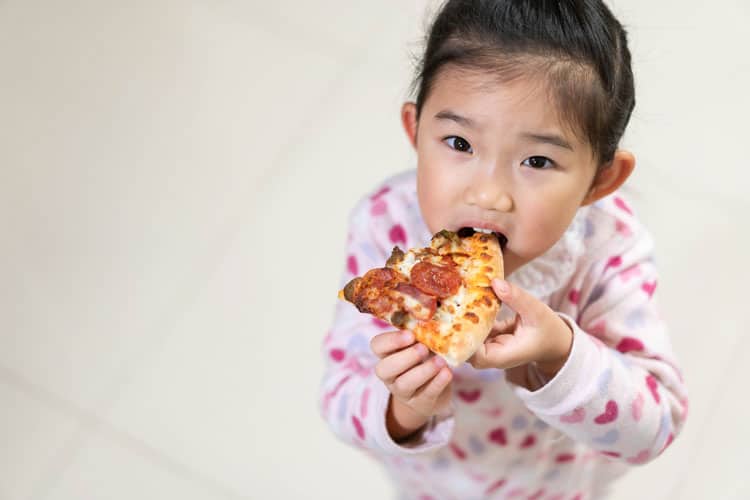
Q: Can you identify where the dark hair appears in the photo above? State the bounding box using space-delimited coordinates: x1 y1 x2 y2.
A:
410 0 635 166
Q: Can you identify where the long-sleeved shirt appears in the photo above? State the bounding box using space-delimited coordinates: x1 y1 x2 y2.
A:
320 169 688 500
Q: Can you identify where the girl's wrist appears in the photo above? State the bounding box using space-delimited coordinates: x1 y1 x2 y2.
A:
386 396 429 442
536 316 574 378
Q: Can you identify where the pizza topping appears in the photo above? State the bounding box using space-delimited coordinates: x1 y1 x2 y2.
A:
342 277 361 303
464 312 480 324
386 246 405 267
362 267 399 288
396 283 437 320
342 267 406 316
410 261 463 298
390 310 408 328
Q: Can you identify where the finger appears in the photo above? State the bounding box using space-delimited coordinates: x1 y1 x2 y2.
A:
375 342 430 384
470 333 530 370
491 279 547 326
391 355 447 399
412 366 453 403
370 330 415 358
488 314 519 338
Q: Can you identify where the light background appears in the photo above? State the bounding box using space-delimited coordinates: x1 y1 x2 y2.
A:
1 1 748 499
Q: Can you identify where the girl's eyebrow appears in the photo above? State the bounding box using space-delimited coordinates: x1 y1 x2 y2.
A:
434 110 477 129
435 109 574 151
519 132 574 151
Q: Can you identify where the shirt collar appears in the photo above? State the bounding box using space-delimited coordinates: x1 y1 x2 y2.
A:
507 206 589 298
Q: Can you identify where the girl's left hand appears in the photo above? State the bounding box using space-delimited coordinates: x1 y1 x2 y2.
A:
468 279 573 379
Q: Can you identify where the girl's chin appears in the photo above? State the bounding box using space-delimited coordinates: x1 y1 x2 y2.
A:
501 250 526 278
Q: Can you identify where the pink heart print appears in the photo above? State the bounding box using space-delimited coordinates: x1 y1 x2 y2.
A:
370 198 388 216
372 317 390 329
329 348 346 362
615 218 632 236
485 479 506 495
389 224 407 245
488 427 508 446
627 449 651 464
347 255 358 275
614 196 633 214
527 488 546 500
606 255 623 270
616 336 644 353
594 400 619 424
555 453 576 463
450 442 468 460
646 375 661 403
642 281 657 298
360 388 371 419
520 434 536 449
370 186 390 200
458 389 482 403
568 289 580 305
560 407 586 424
352 415 365 440
619 264 642 282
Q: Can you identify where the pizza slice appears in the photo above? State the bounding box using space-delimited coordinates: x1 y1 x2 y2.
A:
338 228 504 366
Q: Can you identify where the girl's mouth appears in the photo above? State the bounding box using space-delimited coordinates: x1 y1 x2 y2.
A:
457 227 508 251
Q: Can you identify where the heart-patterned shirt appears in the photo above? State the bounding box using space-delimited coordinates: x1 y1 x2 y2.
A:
320 169 688 500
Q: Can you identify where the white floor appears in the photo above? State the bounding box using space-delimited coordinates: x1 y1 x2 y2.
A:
2 1 748 499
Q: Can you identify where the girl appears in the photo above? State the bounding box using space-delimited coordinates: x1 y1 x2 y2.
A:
320 1 688 498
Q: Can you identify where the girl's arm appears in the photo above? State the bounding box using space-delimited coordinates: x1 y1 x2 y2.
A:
319 190 455 456
514 206 688 464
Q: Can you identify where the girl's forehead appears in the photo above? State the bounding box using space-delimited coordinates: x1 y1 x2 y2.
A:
429 67 550 109
427 71 561 127
424 67 586 145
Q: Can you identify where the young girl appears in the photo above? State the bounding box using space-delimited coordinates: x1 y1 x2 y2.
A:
320 1 688 498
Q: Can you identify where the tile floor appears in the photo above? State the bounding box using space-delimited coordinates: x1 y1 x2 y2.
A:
1 1 748 499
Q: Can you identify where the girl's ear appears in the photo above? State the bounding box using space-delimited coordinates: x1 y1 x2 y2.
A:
401 102 418 150
582 150 636 206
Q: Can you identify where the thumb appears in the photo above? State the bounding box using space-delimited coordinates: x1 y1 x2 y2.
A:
491 279 546 326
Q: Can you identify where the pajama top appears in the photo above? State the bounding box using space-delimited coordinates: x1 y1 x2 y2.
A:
319 169 688 500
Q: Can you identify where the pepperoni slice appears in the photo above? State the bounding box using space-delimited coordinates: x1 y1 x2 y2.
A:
344 268 405 317
410 261 462 298
395 283 437 320
362 267 398 288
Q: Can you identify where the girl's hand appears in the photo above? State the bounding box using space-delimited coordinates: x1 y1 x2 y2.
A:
370 330 453 440
469 279 573 380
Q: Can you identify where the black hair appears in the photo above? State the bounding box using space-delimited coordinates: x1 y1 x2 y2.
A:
410 0 635 166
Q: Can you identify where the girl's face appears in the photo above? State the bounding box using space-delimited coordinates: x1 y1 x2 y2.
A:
403 68 601 277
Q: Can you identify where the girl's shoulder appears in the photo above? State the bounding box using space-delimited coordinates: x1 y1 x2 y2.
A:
579 189 655 263
346 169 431 251
351 169 419 213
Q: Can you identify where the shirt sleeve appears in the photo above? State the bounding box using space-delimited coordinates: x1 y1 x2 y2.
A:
319 189 455 456
514 219 688 465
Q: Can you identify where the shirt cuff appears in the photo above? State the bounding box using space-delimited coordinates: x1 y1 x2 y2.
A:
370 380 455 455
513 313 604 416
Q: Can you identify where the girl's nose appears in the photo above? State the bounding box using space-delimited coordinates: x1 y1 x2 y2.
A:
463 173 514 212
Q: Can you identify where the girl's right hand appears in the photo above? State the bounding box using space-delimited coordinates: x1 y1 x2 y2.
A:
370 330 453 438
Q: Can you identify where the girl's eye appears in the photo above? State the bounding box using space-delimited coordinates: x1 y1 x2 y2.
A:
522 156 555 169
443 136 473 154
